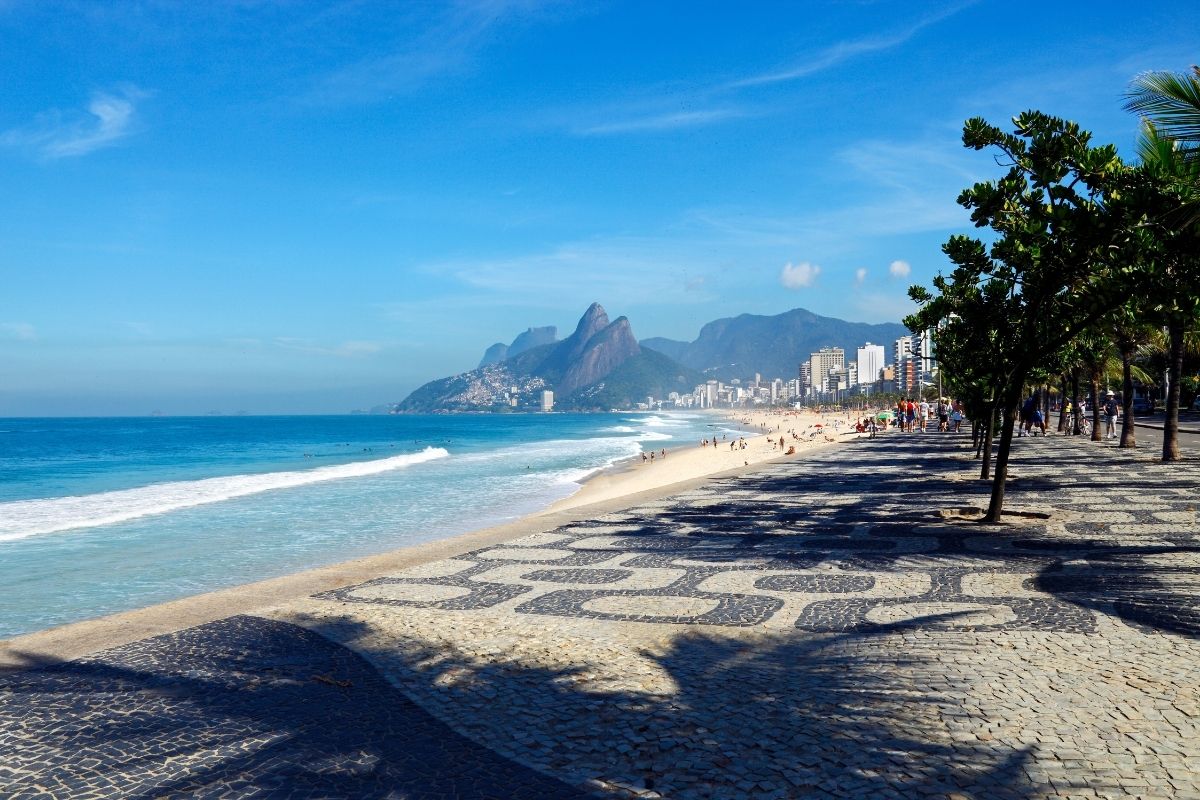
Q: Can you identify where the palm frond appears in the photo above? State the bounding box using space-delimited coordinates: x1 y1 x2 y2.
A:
1125 69 1200 144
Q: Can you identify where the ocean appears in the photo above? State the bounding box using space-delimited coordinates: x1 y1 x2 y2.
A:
0 411 738 638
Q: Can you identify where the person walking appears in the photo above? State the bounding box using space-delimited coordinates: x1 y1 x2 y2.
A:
1103 391 1119 439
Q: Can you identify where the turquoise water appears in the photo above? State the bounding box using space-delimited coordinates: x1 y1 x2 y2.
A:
0 412 737 638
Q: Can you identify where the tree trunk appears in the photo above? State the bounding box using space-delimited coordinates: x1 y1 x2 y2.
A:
1058 373 1070 432
1163 320 1184 462
1071 371 1081 435
1090 366 1102 442
1120 341 1136 448
980 406 994 480
973 418 983 457
984 404 1017 522
1042 385 1051 426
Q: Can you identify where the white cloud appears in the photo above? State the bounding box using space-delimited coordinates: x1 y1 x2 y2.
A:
889 260 912 278
1 87 146 159
780 261 820 289
855 268 868 286
2 322 36 341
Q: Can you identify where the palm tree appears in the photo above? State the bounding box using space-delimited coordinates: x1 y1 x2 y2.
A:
1133 123 1200 460
1125 66 1200 159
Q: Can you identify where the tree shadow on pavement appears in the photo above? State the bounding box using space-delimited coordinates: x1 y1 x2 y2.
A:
349 613 1038 800
0 613 595 800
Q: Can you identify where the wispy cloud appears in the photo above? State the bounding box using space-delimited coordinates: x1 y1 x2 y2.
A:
1 86 146 159
576 108 746 136
554 3 972 138
855 268 868 286
304 1 558 106
889 260 911 278
1 322 36 341
725 2 976 90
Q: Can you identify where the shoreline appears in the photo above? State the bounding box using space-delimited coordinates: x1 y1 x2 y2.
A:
543 407 855 514
0 407 872 666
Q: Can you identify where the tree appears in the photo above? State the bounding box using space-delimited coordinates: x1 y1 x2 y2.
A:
908 112 1131 522
1125 66 1200 163
1126 124 1200 460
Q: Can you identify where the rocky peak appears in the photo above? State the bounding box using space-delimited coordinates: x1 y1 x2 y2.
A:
555 315 640 398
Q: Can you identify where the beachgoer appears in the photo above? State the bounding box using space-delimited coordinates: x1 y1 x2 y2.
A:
1103 391 1119 439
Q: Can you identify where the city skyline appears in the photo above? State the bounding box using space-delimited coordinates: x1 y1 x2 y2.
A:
2 2 1197 415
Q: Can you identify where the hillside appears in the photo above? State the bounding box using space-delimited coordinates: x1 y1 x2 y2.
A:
642 308 908 380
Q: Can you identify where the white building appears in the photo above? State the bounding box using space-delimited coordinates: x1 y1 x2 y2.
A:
856 343 886 391
540 390 554 412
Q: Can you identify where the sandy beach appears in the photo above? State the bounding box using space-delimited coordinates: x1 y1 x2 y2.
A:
544 407 868 513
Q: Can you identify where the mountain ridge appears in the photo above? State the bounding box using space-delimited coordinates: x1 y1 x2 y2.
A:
642 308 908 381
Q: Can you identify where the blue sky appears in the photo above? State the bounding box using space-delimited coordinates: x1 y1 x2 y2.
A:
2 1 1196 415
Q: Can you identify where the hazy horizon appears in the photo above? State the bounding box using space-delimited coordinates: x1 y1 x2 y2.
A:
3 2 1196 415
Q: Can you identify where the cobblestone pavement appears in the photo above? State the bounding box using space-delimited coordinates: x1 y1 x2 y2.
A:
3 433 1198 798
0 615 592 799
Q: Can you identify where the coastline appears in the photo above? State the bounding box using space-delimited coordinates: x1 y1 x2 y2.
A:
543 406 854 513
0 406 869 667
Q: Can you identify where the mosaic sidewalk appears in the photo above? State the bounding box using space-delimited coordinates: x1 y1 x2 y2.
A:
3 433 1199 799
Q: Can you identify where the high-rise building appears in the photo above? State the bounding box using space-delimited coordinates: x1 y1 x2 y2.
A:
799 361 812 396
540 390 554 412
856 343 885 390
809 347 845 393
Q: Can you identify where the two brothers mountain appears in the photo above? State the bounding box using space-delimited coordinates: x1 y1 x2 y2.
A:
398 303 907 413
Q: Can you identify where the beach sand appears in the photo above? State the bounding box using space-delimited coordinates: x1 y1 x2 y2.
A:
543 407 866 513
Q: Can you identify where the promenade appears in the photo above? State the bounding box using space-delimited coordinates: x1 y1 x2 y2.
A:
3 433 1198 799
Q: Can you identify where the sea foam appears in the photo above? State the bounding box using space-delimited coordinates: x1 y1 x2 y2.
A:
0 447 450 541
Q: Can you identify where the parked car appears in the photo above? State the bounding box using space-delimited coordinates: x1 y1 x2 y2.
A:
1190 396 1200 413
1132 397 1155 415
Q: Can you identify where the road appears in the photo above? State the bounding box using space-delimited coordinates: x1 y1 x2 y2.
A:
1131 412 1200 453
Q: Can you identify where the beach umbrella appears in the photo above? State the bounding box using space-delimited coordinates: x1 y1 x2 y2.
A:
876 411 893 420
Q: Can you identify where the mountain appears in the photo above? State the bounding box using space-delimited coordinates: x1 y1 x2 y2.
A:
508 326 557 358
556 315 640 398
641 308 909 381
399 303 694 412
478 342 509 367
478 325 558 367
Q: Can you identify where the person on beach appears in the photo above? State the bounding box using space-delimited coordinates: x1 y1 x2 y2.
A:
1103 391 1119 439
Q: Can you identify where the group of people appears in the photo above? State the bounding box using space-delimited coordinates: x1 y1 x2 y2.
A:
894 397 963 433
1024 390 1122 439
